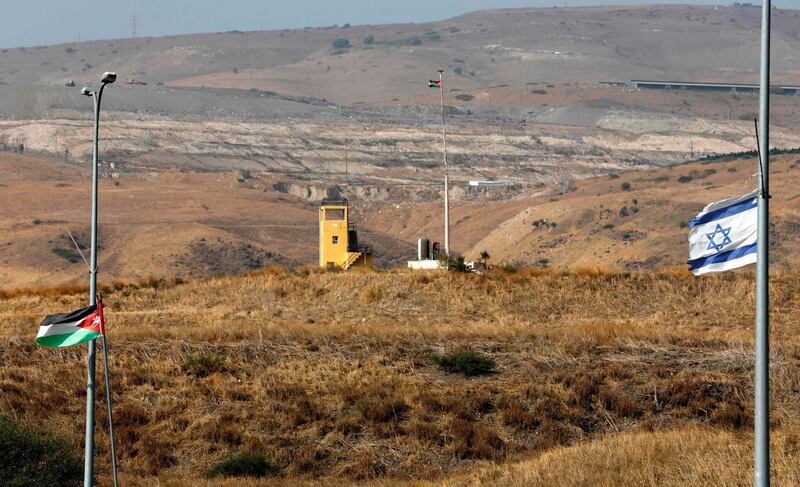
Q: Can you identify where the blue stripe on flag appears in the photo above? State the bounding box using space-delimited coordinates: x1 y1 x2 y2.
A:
687 242 757 271
688 197 757 228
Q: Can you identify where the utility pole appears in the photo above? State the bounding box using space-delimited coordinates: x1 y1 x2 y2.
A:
130 15 138 39
755 0 771 484
80 72 117 487
437 69 450 256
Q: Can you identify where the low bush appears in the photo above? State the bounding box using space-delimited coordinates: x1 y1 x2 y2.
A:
433 349 495 377
52 247 83 264
440 255 471 272
332 38 351 49
206 451 278 478
0 414 82 486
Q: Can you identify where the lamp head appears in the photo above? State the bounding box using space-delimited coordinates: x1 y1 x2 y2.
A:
101 72 116 84
81 86 93 96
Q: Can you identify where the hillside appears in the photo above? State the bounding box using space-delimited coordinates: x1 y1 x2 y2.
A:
2 148 800 288
3 5 800 196
1 269 798 485
463 151 800 269
4 4 800 117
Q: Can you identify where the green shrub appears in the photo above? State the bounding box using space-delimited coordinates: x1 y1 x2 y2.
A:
206 451 278 478
0 415 82 486
332 38 351 49
498 262 517 273
52 247 82 264
433 349 495 377
183 353 227 377
440 255 471 272
363 34 375 45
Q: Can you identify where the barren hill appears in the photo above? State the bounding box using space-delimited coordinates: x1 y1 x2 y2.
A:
4 4 800 118
4 5 800 205
2 148 799 288
3 5 800 285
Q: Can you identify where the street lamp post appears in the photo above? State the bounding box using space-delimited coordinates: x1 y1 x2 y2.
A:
80 71 116 487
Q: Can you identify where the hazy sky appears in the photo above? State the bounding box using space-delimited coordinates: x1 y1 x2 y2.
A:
1 0 794 48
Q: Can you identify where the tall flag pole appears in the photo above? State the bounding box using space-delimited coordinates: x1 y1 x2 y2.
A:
755 0 771 483
432 70 450 256
440 71 450 256
97 295 120 487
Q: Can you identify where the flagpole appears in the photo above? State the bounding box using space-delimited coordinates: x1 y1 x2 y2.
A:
81 72 116 487
438 69 450 257
755 0 771 484
98 298 119 487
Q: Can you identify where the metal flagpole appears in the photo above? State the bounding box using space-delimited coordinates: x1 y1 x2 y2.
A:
755 0 771 484
81 72 116 487
98 296 120 487
438 69 450 256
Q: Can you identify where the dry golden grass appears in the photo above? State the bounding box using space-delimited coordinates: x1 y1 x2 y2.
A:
438 426 800 486
1 268 799 486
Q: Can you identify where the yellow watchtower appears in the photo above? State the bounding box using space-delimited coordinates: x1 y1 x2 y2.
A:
319 198 373 270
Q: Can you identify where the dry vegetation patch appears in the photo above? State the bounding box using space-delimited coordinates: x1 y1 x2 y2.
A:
1 268 799 485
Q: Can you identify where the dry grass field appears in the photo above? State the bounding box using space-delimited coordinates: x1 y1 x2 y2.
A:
1 268 799 485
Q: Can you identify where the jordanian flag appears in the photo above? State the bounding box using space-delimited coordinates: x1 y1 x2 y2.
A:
36 302 104 348
428 79 442 88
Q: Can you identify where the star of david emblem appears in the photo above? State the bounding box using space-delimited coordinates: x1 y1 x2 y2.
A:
705 224 733 252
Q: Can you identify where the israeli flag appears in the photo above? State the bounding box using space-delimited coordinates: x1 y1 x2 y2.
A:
687 190 758 275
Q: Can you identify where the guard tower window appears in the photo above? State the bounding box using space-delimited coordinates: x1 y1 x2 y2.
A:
326 209 345 221
332 236 339 244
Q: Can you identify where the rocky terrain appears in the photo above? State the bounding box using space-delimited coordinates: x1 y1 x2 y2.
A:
3 5 800 283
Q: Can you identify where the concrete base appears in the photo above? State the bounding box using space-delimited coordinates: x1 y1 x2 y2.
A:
407 259 444 270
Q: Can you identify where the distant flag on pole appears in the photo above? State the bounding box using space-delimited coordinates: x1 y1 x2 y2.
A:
428 79 442 88
687 190 758 275
36 302 104 348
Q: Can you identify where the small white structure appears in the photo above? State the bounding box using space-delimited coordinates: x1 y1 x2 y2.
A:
468 180 516 188
407 259 445 270
408 237 445 270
